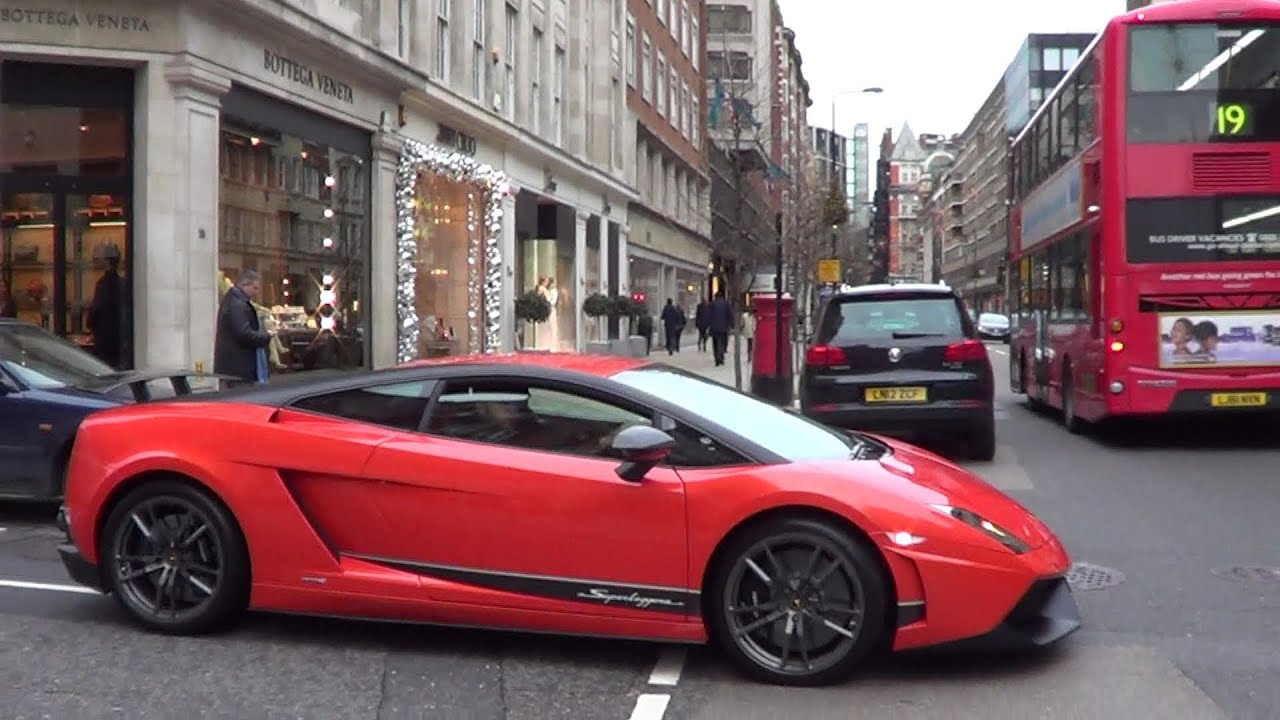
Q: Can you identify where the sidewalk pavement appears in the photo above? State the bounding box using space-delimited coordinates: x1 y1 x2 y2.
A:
645 335 753 390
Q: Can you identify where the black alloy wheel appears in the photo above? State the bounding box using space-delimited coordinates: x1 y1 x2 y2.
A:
707 516 889 686
100 479 250 634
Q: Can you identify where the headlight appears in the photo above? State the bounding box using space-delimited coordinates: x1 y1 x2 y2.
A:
929 504 1030 554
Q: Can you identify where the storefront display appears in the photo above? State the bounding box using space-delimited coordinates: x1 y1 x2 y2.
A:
217 98 371 374
629 255 665 316
395 137 510 363
519 237 576 351
0 62 135 369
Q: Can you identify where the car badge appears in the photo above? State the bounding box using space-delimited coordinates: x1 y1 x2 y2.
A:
888 347 902 363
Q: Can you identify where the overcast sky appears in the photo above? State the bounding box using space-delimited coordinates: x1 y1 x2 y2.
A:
778 0 1127 151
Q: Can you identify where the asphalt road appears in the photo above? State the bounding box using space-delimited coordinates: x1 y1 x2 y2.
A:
0 342 1276 719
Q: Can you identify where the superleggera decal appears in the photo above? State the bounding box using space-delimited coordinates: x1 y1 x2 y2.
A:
346 553 699 615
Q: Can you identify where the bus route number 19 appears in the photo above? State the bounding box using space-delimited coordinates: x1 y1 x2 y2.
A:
1214 103 1251 136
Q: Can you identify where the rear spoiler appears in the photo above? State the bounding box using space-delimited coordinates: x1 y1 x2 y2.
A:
97 370 238 402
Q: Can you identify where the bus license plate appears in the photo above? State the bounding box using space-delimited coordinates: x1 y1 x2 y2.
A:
865 386 928 403
1210 392 1267 408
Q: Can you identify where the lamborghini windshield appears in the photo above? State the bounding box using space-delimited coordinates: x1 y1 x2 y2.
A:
610 365 868 462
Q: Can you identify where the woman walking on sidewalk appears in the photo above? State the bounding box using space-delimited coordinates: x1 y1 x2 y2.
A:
740 308 755 355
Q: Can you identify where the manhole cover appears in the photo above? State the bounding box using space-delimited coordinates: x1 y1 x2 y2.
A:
1065 562 1124 591
1211 566 1280 583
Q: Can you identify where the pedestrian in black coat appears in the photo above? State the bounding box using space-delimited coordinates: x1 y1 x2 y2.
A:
660 298 685 354
708 291 733 366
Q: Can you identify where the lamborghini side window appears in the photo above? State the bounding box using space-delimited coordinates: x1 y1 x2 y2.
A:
425 378 652 458
658 416 751 468
288 380 436 431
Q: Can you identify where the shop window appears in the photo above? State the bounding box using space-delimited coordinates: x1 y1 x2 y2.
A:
217 117 369 376
0 78 134 369
517 206 577 352
411 171 485 357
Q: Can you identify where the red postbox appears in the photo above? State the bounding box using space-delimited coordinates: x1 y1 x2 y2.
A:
749 292 794 405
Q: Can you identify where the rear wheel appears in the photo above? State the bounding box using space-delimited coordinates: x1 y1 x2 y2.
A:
706 516 890 686
100 478 249 635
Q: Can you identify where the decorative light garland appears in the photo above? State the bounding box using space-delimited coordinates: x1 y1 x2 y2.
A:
394 137 511 364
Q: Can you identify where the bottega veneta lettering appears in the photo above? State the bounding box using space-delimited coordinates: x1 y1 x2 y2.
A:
263 49 355 104
0 8 150 31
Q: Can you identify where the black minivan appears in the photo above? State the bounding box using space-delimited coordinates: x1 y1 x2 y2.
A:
798 283 995 461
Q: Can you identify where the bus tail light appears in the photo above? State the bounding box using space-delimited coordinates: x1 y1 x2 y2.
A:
1109 340 1125 353
945 339 988 362
1109 318 1124 333
805 345 847 367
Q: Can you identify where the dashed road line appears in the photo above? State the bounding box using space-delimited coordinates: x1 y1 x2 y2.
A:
0 579 98 595
629 646 686 719
629 693 671 720
647 647 686 686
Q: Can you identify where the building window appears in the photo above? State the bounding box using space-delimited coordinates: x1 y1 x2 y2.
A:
707 51 751 80
681 82 690 138
657 0 667 25
680 1 689 56
472 0 488 99
668 66 678 124
1062 46 1080 70
691 94 699 147
625 13 636 86
1042 46 1062 72
553 44 565 144
531 28 543 134
398 0 411 58
641 33 653 101
707 5 751 33
436 0 450 79
504 4 517 118
668 0 677 31
218 103 371 376
691 17 699 69
656 54 667 115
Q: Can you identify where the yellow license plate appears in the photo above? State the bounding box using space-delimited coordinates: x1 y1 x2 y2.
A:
1210 392 1268 407
865 386 928 403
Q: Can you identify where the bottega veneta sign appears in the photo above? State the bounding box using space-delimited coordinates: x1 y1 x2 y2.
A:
0 8 150 31
263 49 354 105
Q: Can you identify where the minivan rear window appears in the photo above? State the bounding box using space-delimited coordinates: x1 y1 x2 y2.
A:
817 295 968 343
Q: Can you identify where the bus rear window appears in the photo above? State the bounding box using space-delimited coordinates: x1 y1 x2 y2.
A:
1127 23 1280 144
1126 196 1280 263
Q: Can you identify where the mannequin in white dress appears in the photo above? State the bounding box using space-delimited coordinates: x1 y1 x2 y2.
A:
545 277 560 350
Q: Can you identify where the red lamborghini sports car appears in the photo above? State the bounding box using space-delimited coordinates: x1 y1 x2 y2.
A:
55 353 1080 686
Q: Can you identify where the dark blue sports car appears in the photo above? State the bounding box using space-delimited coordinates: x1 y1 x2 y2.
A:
0 318 221 501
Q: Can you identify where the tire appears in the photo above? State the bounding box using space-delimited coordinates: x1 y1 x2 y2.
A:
966 416 997 462
99 478 250 635
705 516 890 686
1062 361 1082 435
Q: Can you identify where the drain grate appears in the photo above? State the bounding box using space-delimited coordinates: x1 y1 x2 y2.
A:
1065 562 1125 591
1211 566 1280 584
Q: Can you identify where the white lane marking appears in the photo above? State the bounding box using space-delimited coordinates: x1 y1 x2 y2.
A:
629 693 671 720
647 647 686 686
0 579 99 595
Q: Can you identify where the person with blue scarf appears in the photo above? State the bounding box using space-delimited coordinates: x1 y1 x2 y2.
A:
214 269 273 386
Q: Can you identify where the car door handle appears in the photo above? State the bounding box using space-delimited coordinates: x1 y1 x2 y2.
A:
38 423 52 432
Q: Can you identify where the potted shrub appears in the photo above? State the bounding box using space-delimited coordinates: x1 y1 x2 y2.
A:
582 292 611 342
514 290 552 350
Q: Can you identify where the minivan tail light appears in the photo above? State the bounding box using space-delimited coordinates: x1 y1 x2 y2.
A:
805 345 847 367
944 339 987 362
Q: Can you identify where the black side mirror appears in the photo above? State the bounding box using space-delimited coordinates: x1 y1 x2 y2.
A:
611 424 676 482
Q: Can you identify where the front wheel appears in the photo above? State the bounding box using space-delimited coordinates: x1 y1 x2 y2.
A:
99 478 250 635
706 516 890 686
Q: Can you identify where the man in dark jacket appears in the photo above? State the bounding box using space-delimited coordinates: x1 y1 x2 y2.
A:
708 290 734 366
214 269 272 386
660 298 685 354
694 300 710 351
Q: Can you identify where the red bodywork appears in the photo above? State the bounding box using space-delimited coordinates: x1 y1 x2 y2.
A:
1008 0 1280 423
61 353 1072 651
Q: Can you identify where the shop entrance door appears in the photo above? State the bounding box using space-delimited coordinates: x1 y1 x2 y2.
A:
0 176 132 368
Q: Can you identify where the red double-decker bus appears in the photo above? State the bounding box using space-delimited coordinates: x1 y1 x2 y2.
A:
1007 0 1280 431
